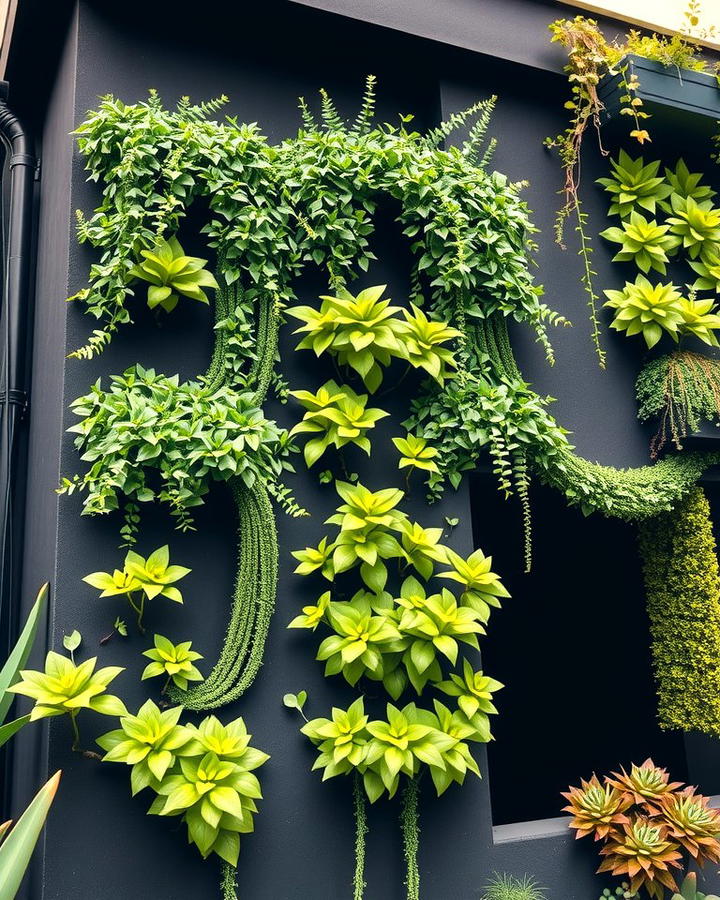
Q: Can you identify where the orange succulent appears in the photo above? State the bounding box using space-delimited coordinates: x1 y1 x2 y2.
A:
597 818 682 899
562 775 632 840
608 758 683 807
657 788 720 865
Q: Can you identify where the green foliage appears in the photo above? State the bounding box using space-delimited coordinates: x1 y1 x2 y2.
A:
392 434 439 475
83 544 190 632
603 276 686 348
664 159 716 208
289 287 459 393
672 873 720 900
481 873 547 900
667 195 720 260
597 885 636 900
61 365 297 529
0 585 47 750
128 236 218 312
636 351 720 457
9 650 126 750
142 634 204 691
99 706 269 867
638 487 720 736
599 211 680 274
0 771 61 900
596 151 672 219
289 380 389 467
282 691 307 713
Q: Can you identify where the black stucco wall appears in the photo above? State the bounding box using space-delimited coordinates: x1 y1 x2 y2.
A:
9 1 720 898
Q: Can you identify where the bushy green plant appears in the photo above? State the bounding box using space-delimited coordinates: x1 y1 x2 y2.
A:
289 381 388 467
128 236 218 312
60 365 299 531
600 211 680 274
142 634 204 691
99 705 269 867
481 873 547 900
667 195 720 260
83 545 190 632
664 159 716 208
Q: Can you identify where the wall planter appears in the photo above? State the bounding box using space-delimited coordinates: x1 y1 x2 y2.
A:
598 54 720 122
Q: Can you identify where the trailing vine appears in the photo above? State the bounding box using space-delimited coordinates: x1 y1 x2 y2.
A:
637 351 720 457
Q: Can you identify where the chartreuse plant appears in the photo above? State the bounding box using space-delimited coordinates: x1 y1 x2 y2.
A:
82 545 190 633
128 236 219 312
481 873 547 900
289 287 459 393
564 759 720 898
289 480 506 899
667 195 720 260
8 650 126 751
597 151 672 220
599 212 680 274
392 435 439 476
142 634 204 691
98 703 269 890
289 381 389 467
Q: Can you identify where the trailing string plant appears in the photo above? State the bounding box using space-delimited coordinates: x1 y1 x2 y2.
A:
638 487 720 737
563 759 720 898
546 8 717 361
288 481 506 899
636 352 720 457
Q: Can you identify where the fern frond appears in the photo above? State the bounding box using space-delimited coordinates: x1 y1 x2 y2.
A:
297 96 316 131
461 96 497 164
319 88 344 131
425 99 489 149
354 75 378 134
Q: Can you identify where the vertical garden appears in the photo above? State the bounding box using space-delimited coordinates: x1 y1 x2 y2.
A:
4 1 720 898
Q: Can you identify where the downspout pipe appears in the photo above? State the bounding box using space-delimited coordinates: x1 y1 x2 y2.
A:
0 80 37 821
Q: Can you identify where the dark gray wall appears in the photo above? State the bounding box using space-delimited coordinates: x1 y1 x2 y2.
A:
8 1 720 898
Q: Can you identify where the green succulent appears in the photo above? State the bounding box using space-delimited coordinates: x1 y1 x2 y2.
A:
436 659 503 741
393 303 460 384
301 696 370 779
289 380 389 467
326 482 407 592
671 873 720 900
392 434 440 474
83 545 191 632
663 159 717 208
290 536 335 580
689 248 720 293
289 285 403 392
436 547 510 623
398 587 485 668
316 599 401 686
596 151 672 219
97 700 197 794
141 634 204 691
667 195 720 260
603 275 686 348
288 590 331 631
600 211 680 274
128 236 218 312
399 521 447 580
8 651 126 750
678 297 720 347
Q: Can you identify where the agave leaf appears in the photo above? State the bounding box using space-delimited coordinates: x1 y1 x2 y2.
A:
0 716 31 750
0 585 48 725
0 770 61 900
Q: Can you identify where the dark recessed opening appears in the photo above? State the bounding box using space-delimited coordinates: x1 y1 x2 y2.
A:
471 472 689 826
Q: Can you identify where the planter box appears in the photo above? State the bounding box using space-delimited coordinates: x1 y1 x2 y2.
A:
598 54 720 121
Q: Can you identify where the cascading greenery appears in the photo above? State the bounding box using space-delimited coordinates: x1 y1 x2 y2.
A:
637 488 720 736
637 351 720 457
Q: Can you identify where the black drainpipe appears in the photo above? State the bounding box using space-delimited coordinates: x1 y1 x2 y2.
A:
0 80 37 818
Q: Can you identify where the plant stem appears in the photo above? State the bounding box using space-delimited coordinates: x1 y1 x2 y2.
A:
353 773 368 900
70 711 81 752
128 592 146 634
401 779 420 900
